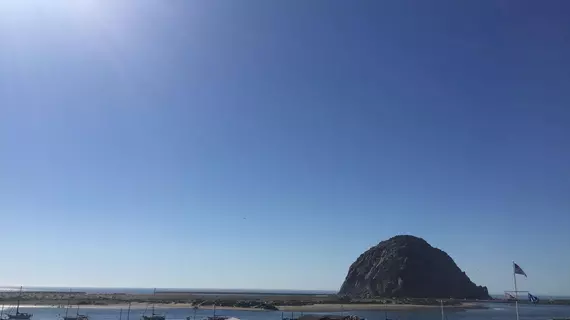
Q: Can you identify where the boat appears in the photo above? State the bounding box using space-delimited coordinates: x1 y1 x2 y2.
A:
281 311 298 320
6 287 32 320
63 307 89 320
119 303 132 320
186 305 199 320
142 314 166 320
203 302 239 320
61 289 89 320
141 289 165 320
122 302 132 320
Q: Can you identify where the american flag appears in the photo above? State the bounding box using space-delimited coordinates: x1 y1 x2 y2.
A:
513 262 527 277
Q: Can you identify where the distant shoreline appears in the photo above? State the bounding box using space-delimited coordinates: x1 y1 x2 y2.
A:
276 302 486 312
13 302 486 312
3 291 569 313
14 303 267 311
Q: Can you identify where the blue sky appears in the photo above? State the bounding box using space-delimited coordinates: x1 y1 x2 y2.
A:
1 1 569 295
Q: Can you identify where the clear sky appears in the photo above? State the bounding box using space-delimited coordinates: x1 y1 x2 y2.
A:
1 1 569 295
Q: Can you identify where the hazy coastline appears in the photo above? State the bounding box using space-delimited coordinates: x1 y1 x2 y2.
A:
11 302 486 312
5 290 570 313
0 290 491 312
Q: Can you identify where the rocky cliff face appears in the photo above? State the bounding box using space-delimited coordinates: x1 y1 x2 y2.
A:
338 235 489 299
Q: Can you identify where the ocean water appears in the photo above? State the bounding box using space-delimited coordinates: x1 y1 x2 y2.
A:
0 287 336 295
8 304 570 320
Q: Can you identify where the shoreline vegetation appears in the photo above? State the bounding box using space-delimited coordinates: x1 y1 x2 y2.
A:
1 291 568 312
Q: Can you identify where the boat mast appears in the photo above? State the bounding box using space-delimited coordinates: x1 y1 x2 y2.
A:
152 289 156 316
126 302 131 320
65 289 72 318
16 286 23 314
440 300 445 320
119 308 123 320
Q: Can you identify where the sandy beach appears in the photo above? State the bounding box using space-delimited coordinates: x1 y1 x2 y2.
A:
276 302 485 312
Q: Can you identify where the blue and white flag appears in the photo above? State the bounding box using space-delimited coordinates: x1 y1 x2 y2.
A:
513 262 527 277
528 293 539 303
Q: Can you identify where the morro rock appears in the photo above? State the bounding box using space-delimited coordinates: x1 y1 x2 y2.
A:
338 235 489 299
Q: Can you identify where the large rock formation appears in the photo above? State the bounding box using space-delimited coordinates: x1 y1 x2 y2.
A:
338 235 489 299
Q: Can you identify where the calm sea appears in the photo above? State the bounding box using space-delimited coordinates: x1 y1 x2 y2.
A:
0 287 336 295
7 303 570 320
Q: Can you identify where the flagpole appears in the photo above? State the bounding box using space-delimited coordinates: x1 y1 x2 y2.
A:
513 261 519 320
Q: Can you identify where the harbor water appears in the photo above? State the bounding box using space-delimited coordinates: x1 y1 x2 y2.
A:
9 303 570 320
